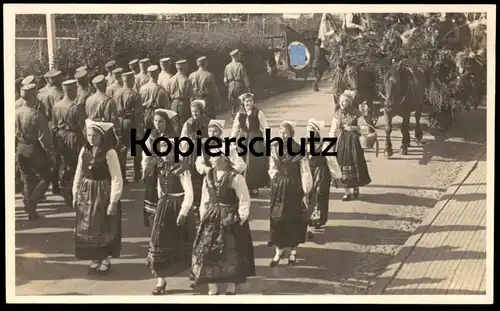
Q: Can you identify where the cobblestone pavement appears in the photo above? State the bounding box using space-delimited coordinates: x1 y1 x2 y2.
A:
14 81 487 295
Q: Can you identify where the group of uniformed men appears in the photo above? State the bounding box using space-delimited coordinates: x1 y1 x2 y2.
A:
15 48 251 221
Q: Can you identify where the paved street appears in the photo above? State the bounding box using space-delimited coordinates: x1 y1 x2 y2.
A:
14 81 487 295
369 148 487 295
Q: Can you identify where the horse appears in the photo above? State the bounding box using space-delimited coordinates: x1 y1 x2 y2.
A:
380 61 426 157
331 61 378 130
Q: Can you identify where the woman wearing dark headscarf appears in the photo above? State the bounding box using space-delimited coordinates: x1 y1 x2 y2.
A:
143 138 195 295
191 150 255 295
72 119 123 275
268 121 313 267
329 90 371 201
230 93 270 197
180 99 211 212
142 108 179 227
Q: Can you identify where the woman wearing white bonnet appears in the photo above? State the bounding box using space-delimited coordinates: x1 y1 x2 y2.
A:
144 137 196 295
231 93 270 197
305 118 342 239
268 120 313 267
329 90 371 201
72 119 123 276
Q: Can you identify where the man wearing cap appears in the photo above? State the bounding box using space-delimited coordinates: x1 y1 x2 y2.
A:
15 78 23 101
15 83 56 221
158 57 174 90
113 71 144 183
139 64 171 130
38 70 64 195
38 70 64 124
52 79 86 206
85 75 121 138
189 56 221 119
37 71 52 99
224 49 251 118
129 59 140 76
165 59 193 125
74 70 92 119
104 60 117 87
106 67 124 98
134 58 151 92
16 75 47 116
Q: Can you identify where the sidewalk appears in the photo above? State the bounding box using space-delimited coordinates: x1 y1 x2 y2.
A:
368 147 487 295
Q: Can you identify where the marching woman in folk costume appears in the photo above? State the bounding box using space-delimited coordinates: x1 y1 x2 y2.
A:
268 121 313 267
142 108 179 227
230 93 269 197
195 119 247 176
191 150 255 295
72 119 123 275
329 90 371 201
305 118 342 239
143 138 196 295
180 99 211 211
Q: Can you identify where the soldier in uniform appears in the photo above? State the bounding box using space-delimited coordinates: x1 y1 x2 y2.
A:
129 59 140 75
113 71 144 183
85 75 120 125
16 75 46 116
139 65 171 130
158 57 174 90
135 58 151 92
189 56 221 119
39 70 64 195
165 59 193 126
51 79 86 206
15 84 55 221
106 67 124 98
223 49 250 119
105 60 118 87
74 70 92 120
37 71 52 100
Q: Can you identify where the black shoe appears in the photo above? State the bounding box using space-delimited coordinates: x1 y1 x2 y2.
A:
288 255 297 266
88 261 101 275
353 188 360 198
226 292 236 295
97 260 111 276
307 230 314 240
342 193 352 201
269 255 283 267
152 282 167 295
52 187 61 195
27 213 39 221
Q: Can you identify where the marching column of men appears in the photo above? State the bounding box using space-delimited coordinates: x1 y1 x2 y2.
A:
15 49 249 221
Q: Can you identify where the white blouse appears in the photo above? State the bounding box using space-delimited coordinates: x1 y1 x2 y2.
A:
157 170 194 217
230 109 269 138
267 144 313 195
198 171 251 223
195 142 247 175
72 147 124 203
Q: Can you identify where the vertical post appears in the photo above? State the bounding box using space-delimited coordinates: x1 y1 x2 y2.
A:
46 13 56 70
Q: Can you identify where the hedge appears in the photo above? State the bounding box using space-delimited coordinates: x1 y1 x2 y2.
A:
16 17 292 104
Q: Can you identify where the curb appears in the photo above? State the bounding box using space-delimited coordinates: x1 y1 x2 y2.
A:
367 144 487 295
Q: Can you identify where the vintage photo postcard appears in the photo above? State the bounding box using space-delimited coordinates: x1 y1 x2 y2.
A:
4 4 495 304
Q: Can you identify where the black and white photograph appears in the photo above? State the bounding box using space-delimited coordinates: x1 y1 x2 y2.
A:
5 4 494 303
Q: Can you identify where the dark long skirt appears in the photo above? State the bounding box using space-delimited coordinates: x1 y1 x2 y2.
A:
336 131 371 188
143 171 158 228
307 163 331 226
146 194 196 278
74 178 122 260
190 204 255 286
241 132 269 190
269 176 307 248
